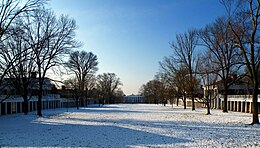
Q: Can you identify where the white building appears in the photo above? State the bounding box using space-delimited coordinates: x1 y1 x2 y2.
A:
202 79 260 113
0 77 64 115
123 95 145 104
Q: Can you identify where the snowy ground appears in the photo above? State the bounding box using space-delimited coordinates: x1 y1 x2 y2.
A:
0 104 260 147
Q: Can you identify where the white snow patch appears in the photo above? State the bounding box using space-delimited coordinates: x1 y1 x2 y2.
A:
0 104 259 147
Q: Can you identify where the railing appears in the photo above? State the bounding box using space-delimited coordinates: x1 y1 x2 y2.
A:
0 94 61 102
219 95 260 102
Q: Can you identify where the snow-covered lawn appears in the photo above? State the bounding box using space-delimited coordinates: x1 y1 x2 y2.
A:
0 104 259 147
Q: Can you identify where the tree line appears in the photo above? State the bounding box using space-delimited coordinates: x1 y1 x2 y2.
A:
0 0 123 116
63 51 123 109
139 0 260 125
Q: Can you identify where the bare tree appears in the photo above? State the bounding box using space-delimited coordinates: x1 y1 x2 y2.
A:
96 73 122 104
199 17 241 112
0 0 44 92
63 77 80 109
113 88 125 103
197 51 218 115
0 0 45 40
139 77 166 105
159 56 190 109
222 0 260 124
3 23 36 115
23 9 79 116
170 29 198 111
65 50 98 107
154 73 168 106
159 57 177 106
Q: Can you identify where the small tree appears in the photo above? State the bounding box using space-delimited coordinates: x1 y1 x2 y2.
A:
64 77 80 109
96 73 122 104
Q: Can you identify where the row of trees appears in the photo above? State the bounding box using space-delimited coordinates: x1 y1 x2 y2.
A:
0 0 123 116
63 50 123 108
140 0 260 124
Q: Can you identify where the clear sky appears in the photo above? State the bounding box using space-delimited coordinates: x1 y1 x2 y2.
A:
48 0 226 95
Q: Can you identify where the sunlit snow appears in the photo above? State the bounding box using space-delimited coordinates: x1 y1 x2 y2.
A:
0 104 259 147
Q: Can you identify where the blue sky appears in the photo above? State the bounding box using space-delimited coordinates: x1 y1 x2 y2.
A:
49 0 226 95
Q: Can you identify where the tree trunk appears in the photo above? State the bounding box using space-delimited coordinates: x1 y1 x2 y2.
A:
191 93 195 111
183 96 187 109
206 98 211 115
251 81 259 124
176 97 179 106
85 98 88 107
190 70 195 111
218 98 221 109
85 90 88 107
22 87 29 115
222 85 228 113
23 99 29 115
37 88 42 116
76 92 79 110
37 66 42 116
206 104 211 115
76 98 79 109
172 98 174 108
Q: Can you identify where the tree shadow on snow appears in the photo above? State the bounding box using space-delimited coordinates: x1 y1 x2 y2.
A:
0 118 191 147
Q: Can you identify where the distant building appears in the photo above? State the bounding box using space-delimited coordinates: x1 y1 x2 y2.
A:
123 94 145 104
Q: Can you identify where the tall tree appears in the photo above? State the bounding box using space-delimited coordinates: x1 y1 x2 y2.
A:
199 17 241 112
96 73 122 104
23 10 78 116
65 50 98 107
170 29 198 110
4 22 36 115
222 0 260 124
0 0 44 91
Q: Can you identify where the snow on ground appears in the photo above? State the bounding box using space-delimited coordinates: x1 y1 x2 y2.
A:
0 104 260 147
